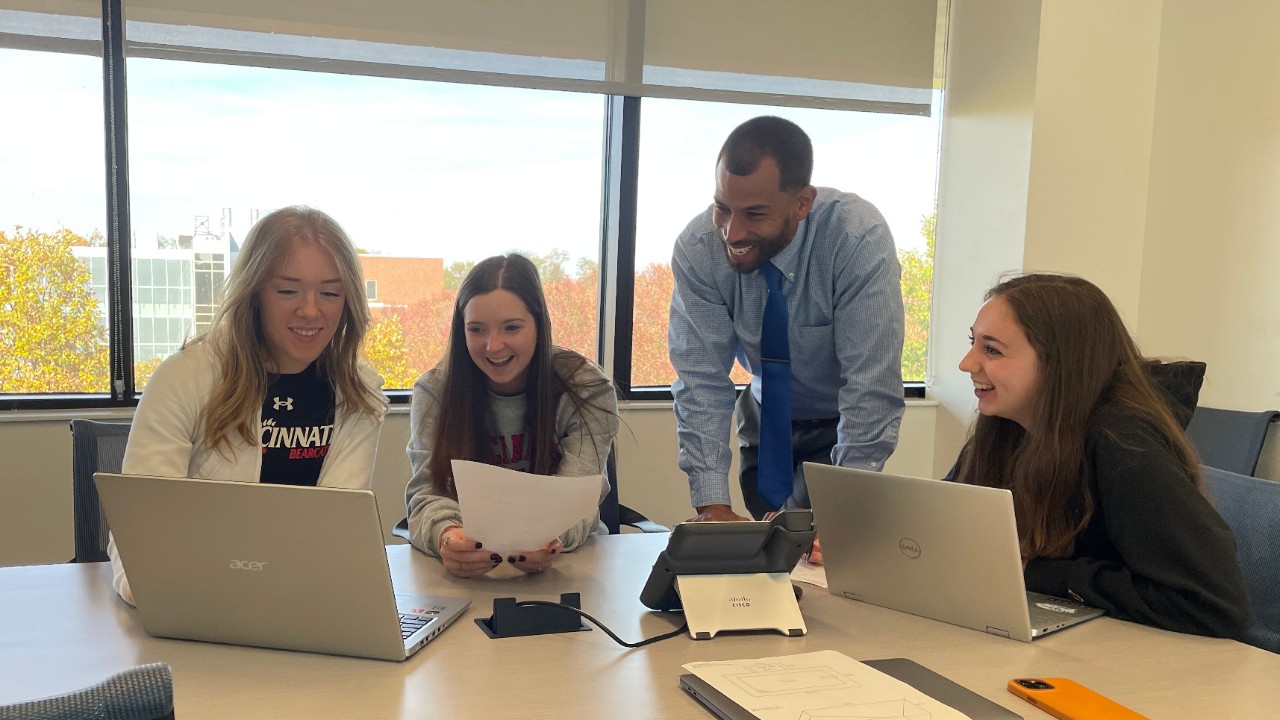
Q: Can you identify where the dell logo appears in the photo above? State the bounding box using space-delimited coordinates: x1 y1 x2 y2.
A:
899 538 921 559
229 559 268 571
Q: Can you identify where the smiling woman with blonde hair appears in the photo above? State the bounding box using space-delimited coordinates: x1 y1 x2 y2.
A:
107 205 387 604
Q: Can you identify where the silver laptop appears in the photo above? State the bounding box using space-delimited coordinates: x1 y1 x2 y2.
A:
805 464 1104 642
95 472 470 661
681 658 1021 720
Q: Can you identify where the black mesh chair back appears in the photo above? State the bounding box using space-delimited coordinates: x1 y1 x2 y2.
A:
1202 465 1280 652
0 662 174 720
1186 407 1279 476
69 419 132 563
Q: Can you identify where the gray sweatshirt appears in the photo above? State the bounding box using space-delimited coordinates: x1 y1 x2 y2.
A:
405 350 620 556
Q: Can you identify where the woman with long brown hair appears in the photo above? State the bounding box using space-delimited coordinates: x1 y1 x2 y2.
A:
954 273 1249 637
405 254 619 578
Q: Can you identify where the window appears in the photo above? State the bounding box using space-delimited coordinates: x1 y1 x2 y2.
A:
365 280 378 302
631 100 940 388
0 35 109 395
125 59 603 390
0 0 943 407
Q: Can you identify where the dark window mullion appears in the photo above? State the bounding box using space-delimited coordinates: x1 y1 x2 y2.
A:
102 0 134 403
599 95 642 399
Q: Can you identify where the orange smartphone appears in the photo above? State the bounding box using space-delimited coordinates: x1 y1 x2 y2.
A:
1008 678 1149 720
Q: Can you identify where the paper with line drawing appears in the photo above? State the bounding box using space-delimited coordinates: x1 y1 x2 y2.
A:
684 650 973 720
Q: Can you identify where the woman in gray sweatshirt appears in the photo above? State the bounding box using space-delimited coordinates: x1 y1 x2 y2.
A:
405 254 620 578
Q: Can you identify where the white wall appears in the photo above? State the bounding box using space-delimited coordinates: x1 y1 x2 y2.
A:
1022 1 1164 322
1136 1 1280 412
1017 0 1280 414
928 0 1041 476
0 401 938 567
933 0 1280 474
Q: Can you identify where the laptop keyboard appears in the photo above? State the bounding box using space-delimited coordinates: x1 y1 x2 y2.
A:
399 613 436 640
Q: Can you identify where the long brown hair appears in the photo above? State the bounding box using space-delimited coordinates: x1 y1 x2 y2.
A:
191 206 384 456
954 273 1203 558
429 254 614 498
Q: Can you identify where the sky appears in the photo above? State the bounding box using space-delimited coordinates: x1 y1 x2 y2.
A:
1 48 940 272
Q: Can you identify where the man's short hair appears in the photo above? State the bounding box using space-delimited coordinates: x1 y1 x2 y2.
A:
717 116 814 192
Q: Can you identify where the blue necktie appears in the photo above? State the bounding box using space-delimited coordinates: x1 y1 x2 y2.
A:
757 261 792 510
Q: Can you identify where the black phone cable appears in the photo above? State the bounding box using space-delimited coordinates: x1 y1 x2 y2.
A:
513 601 688 648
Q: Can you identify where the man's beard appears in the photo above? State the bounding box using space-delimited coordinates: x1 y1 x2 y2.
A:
725 217 795 274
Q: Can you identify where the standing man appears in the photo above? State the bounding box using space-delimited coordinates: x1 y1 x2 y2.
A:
669 115 905 536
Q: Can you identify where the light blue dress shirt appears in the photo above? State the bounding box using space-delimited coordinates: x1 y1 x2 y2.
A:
668 187 906 509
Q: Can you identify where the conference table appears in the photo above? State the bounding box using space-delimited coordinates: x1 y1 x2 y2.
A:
2 533 1277 718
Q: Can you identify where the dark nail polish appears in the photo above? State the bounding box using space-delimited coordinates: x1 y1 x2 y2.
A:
474 541 483 549
491 553 502 564
518 555 526 562
550 548 558 555
507 555 516 564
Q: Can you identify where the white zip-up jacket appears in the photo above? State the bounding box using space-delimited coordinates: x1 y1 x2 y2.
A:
107 341 386 603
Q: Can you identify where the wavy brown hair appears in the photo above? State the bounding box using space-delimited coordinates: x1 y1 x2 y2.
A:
954 273 1204 559
190 205 384 456
428 254 614 499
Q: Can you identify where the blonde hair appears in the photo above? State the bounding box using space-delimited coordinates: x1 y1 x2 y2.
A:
190 205 384 455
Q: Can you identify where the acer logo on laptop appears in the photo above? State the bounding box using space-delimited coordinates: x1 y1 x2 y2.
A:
228 559 268 571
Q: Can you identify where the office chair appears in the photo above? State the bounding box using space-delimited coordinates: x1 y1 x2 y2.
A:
1142 359 1206 429
599 446 667 535
1185 406 1280 476
68 419 132 563
0 662 175 720
391 444 666 542
1201 465 1280 653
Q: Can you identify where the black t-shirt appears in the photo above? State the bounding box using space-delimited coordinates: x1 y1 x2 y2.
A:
259 362 336 487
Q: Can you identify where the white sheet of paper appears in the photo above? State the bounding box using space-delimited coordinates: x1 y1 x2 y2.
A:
684 650 974 720
452 459 603 555
789 559 827 588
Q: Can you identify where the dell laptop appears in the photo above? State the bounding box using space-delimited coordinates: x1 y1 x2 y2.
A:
95 472 470 661
805 464 1104 642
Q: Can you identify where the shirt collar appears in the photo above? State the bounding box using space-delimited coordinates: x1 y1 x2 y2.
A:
765 214 808 281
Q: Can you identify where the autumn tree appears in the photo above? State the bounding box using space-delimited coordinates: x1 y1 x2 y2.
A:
898 212 935 382
134 355 165 390
363 313 417 389
523 248 569 284
630 262 677 387
0 227 109 393
366 291 458 389
443 261 474 291
543 266 598 360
